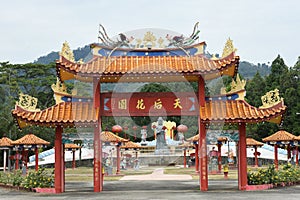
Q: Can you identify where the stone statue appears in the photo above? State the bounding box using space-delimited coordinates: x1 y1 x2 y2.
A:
141 129 147 143
153 117 169 154
178 132 184 144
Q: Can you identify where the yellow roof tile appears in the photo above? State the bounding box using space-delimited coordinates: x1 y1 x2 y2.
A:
0 137 13 147
246 138 264 147
11 134 50 145
262 130 296 142
101 131 128 143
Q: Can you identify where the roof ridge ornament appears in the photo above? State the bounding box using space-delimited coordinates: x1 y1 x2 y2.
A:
51 78 70 104
16 93 40 112
259 88 283 108
59 41 75 62
220 74 246 99
97 22 200 49
222 38 237 58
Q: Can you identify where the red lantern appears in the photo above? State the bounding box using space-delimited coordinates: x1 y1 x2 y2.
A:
177 124 188 133
112 125 123 135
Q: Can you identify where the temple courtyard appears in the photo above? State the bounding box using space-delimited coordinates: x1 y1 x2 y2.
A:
1 166 300 199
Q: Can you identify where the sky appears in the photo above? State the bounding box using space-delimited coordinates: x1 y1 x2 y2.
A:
0 0 299 66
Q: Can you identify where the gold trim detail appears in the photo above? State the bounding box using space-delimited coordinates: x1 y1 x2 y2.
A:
51 78 70 104
220 74 246 99
16 93 40 111
59 41 75 62
260 89 283 108
222 38 237 58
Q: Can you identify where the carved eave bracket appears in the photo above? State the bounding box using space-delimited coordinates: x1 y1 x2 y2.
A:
222 38 237 58
259 89 284 109
15 93 40 112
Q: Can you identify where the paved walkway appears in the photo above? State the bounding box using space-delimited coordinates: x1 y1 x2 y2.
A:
120 168 193 181
2 167 300 199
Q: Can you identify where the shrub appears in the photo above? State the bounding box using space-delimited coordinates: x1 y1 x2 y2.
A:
0 172 10 185
22 168 54 189
12 170 24 186
248 164 300 185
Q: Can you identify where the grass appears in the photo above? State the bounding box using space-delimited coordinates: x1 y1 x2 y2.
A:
62 166 239 181
164 166 238 180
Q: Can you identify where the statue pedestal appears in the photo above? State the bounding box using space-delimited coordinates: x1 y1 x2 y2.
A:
154 148 170 155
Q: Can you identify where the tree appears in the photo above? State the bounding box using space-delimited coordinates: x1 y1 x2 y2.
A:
265 55 288 91
0 62 56 140
245 72 266 107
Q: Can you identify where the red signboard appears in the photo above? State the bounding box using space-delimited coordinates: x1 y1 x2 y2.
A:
101 92 199 116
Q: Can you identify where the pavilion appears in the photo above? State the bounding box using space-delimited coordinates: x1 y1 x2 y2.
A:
11 133 50 171
0 136 13 172
11 25 286 193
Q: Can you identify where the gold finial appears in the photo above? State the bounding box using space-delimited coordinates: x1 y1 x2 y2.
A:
59 41 75 62
260 89 283 108
157 37 165 48
143 31 156 47
16 93 40 111
230 74 246 92
220 74 246 99
51 78 68 94
222 38 237 58
51 78 70 104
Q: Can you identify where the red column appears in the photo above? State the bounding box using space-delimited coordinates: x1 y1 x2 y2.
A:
195 144 199 173
72 150 76 169
274 144 278 170
198 76 208 191
15 151 19 170
183 148 187 168
238 123 247 191
217 143 222 173
199 123 208 191
116 144 121 174
254 146 258 167
93 78 102 192
35 147 39 171
94 125 102 192
54 126 64 193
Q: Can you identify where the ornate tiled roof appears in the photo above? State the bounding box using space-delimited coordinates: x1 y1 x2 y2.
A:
262 130 296 142
0 137 13 147
246 138 264 147
11 134 50 145
12 98 286 129
12 102 99 129
64 143 81 150
200 100 286 123
56 53 239 82
121 141 142 149
101 131 128 143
